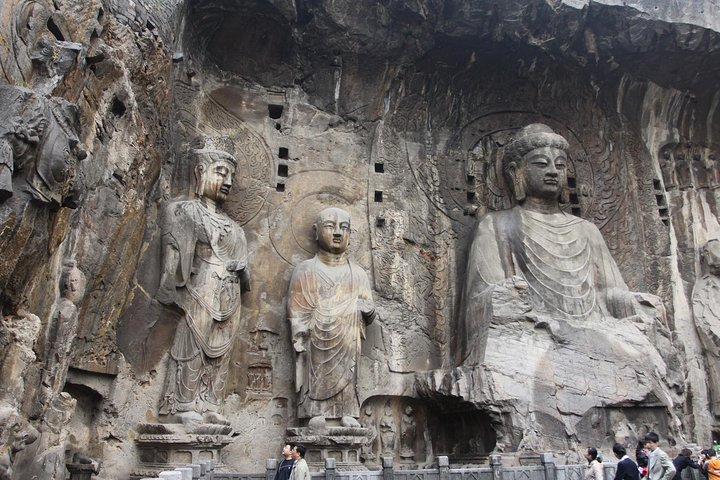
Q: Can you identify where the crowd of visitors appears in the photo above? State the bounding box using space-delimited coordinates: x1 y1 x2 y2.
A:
583 433 720 480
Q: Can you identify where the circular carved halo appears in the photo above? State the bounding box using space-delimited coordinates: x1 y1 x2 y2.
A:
397 111 620 228
267 171 371 269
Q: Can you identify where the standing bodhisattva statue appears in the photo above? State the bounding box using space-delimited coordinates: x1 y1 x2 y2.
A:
157 144 250 426
287 207 376 426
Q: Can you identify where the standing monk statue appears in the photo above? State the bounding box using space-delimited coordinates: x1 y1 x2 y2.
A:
156 140 250 426
287 207 376 427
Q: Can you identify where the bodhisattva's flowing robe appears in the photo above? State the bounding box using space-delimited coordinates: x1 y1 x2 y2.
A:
287 256 373 419
157 199 248 415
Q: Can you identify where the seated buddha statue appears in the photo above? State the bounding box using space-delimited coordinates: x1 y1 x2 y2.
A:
456 124 679 448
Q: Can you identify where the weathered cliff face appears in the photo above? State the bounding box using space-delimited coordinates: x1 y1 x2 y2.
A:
0 0 719 477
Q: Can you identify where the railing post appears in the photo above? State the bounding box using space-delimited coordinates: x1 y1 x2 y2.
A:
541 453 556 480
267 458 278 480
175 467 193 480
189 464 201 479
325 457 336 480
490 454 503 480
159 472 182 480
438 456 450 480
382 457 394 480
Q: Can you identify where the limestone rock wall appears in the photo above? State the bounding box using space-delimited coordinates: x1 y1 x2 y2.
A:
0 0 719 477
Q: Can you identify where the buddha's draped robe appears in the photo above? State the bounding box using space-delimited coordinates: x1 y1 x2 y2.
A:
459 206 645 364
288 256 373 419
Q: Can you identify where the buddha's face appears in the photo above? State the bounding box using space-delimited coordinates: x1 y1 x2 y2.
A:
198 159 235 203
519 146 568 201
315 208 351 254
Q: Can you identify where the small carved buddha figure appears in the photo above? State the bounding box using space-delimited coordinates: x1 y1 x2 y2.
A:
659 146 677 190
287 207 376 427
675 147 694 190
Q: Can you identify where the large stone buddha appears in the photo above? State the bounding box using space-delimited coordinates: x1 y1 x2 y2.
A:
457 124 678 448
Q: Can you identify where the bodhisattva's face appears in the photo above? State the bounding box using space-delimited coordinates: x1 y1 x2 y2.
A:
200 160 235 203
517 146 568 201
315 210 351 254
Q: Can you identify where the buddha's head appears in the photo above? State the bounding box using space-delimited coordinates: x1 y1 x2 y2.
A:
193 148 237 204
60 259 85 304
503 123 570 205
314 207 351 254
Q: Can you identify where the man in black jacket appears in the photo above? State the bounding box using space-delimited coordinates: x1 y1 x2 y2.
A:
274 443 295 480
614 443 641 480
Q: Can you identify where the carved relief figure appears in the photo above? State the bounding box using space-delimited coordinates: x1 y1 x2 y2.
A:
0 405 38 480
41 259 86 401
288 207 376 425
156 140 250 425
0 85 86 206
709 152 720 190
360 405 378 463
380 401 395 455
675 148 693 190
11 392 75 480
400 405 416 460
692 239 720 416
692 151 710 189
659 146 676 191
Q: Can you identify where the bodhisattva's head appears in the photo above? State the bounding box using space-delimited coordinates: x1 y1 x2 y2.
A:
702 239 720 276
60 260 86 304
503 124 570 206
193 149 237 204
314 207 351 254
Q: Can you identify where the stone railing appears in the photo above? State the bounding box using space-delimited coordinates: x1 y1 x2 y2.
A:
136 454 622 480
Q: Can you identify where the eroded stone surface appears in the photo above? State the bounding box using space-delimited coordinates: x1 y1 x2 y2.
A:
0 0 719 477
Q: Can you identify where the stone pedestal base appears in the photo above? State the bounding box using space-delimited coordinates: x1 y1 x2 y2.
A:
132 423 233 478
286 426 372 471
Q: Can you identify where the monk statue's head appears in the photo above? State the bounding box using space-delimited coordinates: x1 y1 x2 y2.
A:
313 207 351 254
701 239 720 276
503 123 570 204
60 259 85 305
193 146 237 204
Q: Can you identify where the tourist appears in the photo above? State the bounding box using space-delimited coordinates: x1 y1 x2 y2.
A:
637 441 650 478
274 443 295 480
703 449 720 480
585 447 604 480
614 443 640 480
672 448 700 480
289 445 310 480
644 432 676 480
